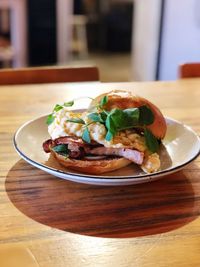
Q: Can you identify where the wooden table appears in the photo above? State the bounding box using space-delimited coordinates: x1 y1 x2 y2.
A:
0 79 200 266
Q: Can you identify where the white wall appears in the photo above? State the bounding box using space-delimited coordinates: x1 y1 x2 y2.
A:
57 0 73 64
131 0 161 81
159 0 200 80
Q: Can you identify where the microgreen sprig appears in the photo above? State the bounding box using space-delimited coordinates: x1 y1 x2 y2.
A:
99 95 108 108
63 101 74 107
65 118 92 143
46 114 55 125
144 128 159 153
82 127 91 143
46 100 74 126
66 118 85 124
52 144 69 157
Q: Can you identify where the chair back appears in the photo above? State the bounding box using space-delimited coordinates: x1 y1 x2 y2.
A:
179 63 200 78
0 66 99 85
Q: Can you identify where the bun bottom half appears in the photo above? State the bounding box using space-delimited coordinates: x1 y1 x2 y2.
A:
51 151 131 174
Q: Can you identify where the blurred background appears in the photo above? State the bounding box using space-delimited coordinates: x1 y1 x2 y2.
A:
0 0 200 81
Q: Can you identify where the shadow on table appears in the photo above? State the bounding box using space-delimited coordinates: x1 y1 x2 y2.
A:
6 159 200 238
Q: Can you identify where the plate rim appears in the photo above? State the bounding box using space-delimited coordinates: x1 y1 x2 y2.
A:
13 115 200 181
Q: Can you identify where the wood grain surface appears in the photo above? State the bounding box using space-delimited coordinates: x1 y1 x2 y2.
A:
6 160 200 238
0 80 200 267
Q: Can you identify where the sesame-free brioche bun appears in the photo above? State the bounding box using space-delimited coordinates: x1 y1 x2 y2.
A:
51 150 131 174
89 90 167 139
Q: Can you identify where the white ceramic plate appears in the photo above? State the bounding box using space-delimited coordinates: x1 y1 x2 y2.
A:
13 115 200 186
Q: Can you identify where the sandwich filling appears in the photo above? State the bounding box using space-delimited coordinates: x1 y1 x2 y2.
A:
44 93 163 173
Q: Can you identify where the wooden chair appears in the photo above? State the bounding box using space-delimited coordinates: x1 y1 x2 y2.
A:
0 66 99 85
179 63 200 78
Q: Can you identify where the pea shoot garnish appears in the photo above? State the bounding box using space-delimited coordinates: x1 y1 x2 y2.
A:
46 100 74 126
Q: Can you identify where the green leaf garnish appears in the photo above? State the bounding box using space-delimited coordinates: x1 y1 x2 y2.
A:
109 109 130 131
53 101 74 113
66 118 85 124
105 130 113 141
53 104 63 112
100 111 108 121
88 112 104 123
64 101 74 107
82 127 91 143
123 108 140 125
47 100 75 126
46 114 55 125
52 144 69 156
139 105 154 125
144 128 159 152
99 95 108 108
106 114 117 135
104 108 139 134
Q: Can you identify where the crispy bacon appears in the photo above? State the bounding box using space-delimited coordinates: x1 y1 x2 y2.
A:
43 136 91 153
43 136 144 165
43 136 99 159
43 139 54 153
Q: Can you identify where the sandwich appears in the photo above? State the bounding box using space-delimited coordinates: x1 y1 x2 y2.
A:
43 90 167 174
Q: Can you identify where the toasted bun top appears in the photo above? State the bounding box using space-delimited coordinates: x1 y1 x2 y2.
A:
89 90 167 139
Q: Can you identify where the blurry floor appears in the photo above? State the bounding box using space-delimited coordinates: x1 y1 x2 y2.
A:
68 52 132 82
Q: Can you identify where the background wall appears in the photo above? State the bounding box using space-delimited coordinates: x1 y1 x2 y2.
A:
131 0 161 81
159 0 200 80
132 0 200 81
